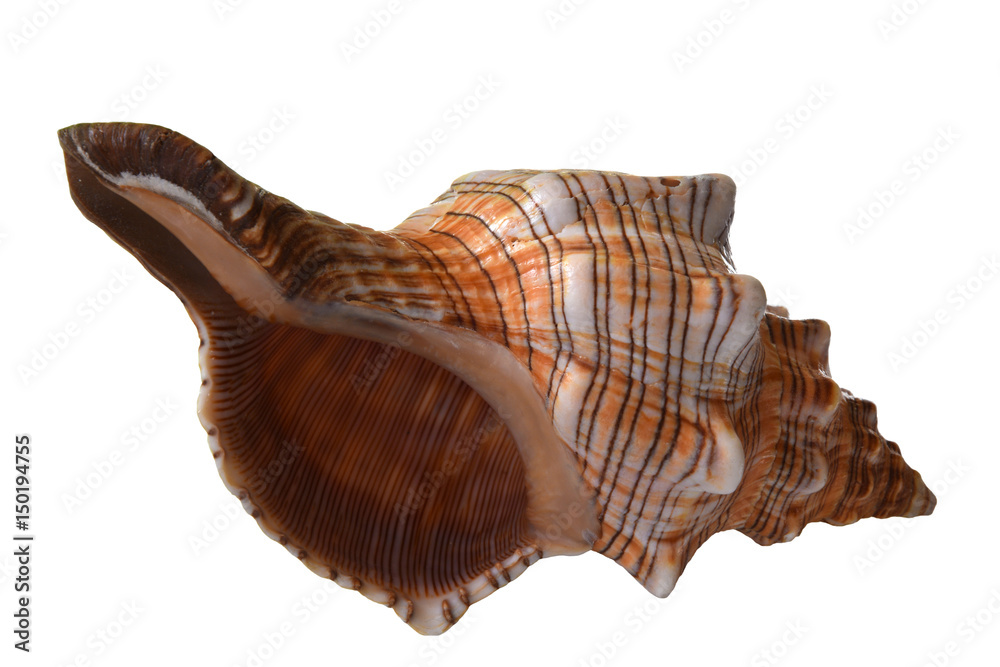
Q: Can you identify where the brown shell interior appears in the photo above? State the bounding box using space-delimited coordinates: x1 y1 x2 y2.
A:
205 320 531 599
62 146 535 615
60 122 936 635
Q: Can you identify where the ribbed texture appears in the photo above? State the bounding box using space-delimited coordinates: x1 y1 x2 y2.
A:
203 318 529 599
393 171 770 593
59 122 936 634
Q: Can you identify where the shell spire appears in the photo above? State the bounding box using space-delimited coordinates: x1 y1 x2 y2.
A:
59 122 935 634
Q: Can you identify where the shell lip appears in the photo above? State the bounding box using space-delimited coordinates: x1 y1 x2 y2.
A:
58 123 938 634
59 122 602 613
59 123 185 185
59 122 258 233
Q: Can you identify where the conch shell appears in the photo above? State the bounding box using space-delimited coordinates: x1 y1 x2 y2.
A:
59 123 935 635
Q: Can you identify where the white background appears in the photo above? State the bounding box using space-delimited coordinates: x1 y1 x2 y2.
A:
2 1 998 665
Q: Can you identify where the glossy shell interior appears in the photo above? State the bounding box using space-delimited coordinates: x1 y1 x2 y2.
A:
59 122 935 634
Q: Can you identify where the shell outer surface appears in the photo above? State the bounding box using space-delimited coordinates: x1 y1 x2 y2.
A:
58 122 936 634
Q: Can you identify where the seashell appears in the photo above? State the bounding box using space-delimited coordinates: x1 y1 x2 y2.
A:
59 122 935 635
